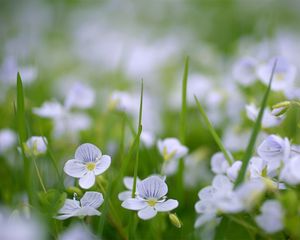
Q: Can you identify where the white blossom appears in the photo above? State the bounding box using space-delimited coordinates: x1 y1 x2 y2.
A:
0 129 17 154
64 143 111 189
56 192 104 220
25 136 47 156
210 152 230 175
121 176 178 220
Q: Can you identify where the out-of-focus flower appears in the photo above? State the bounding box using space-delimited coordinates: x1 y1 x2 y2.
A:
280 156 300 185
64 82 95 110
59 223 99 240
232 56 258 86
64 143 111 189
0 128 17 154
210 152 230 175
108 91 134 112
246 103 284 128
157 138 188 175
257 135 290 175
255 200 284 233
56 192 104 220
226 161 242 181
118 177 141 201
140 131 155 148
121 176 178 220
257 57 296 92
24 136 47 157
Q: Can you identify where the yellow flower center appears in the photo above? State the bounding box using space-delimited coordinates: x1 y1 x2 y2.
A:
147 199 157 207
276 73 285 81
86 162 96 171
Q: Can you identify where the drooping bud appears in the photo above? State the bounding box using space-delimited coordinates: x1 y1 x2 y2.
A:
271 101 291 117
169 213 182 228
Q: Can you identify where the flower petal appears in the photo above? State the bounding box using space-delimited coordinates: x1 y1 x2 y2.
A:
155 199 178 212
118 191 132 201
79 171 96 189
80 191 104 208
121 198 147 210
138 206 157 220
137 176 168 199
64 159 87 178
75 143 102 162
74 207 101 217
94 155 111 175
58 199 80 214
55 214 74 220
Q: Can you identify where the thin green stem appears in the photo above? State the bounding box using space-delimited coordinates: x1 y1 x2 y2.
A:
194 96 233 165
33 157 47 193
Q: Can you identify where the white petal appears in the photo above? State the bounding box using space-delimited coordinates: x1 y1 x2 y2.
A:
123 177 135 190
212 175 233 191
195 200 216 214
74 206 101 217
79 172 96 189
137 176 168 199
80 192 104 208
55 214 74 220
58 199 80 214
211 152 230 174
118 191 133 201
155 199 178 212
138 206 157 220
162 159 179 176
64 159 87 178
226 161 242 181
198 186 216 200
94 155 111 175
194 213 216 228
75 143 102 162
121 198 147 210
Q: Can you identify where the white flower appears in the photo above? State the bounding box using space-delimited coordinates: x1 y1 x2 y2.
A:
157 138 188 161
255 200 284 233
118 177 141 201
140 131 155 148
56 192 104 220
59 223 99 240
257 57 296 92
64 82 95 110
108 91 134 112
210 152 230 175
257 135 290 174
0 128 17 153
280 156 300 185
33 101 65 118
64 143 111 189
226 161 242 181
25 136 47 156
121 176 178 220
232 56 258 86
246 103 284 128
248 157 267 178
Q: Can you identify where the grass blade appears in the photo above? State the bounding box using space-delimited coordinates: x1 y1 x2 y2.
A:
131 80 144 197
234 60 277 187
194 96 233 165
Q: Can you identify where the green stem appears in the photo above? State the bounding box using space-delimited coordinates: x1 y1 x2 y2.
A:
33 157 47 193
194 96 233 165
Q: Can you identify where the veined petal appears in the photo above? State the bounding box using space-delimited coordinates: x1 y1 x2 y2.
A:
79 172 96 189
75 143 102 162
155 199 178 212
123 176 139 190
121 198 147 210
137 176 168 199
74 206 101 217
58 199 80 214
138 206 157 220
64 159 87 178
94 155 111 175
80 192 104 208
55 214 74 220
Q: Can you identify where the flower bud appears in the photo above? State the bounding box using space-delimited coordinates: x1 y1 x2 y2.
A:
169 213 182 228
271 101 291 117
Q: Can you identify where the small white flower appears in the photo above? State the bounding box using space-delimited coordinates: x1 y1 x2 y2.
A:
0 128 17 153
232 56 258 86
56 192 104 220
121 176 178 220
33 101 65 119
157 138 188 161
210 152 230 175
118 177 141 201
246 103 284 128
255 200 284 233
257 57 296 92
25 136 47 156
248 157 267 178
257 135 290 174
108 91 134 112
64 82 95 110
64 143 111 189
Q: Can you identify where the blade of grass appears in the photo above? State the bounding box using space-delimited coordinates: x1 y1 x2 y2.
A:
16 73 34 203
194 96 233 165
132 80 143 198
177 57 189 202
234 60 277 187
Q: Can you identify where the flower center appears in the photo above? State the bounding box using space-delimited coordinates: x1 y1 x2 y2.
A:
147 199 157 207
86 162 96 171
